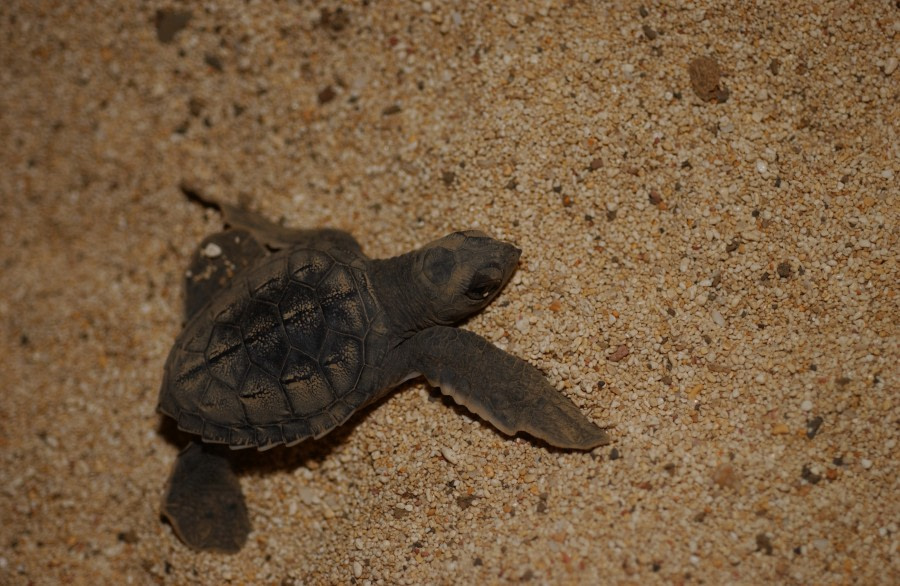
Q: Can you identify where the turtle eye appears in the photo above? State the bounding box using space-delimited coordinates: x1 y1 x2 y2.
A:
465 275 501 301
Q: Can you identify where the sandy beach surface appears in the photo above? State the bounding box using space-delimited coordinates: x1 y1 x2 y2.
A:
1 1 897 584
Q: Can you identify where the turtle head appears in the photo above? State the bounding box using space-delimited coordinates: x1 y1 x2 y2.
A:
412 230 521 325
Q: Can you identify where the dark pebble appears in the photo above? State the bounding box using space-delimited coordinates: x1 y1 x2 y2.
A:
382 104 402 116
117 530 139 544
610 447 620 460
777 261 793 279
588 157 603 171
836 376 850 386
755 533 774 555
319 7 349 32
715 86 731 103
642 25 658 40
648 190 663 205
639 5 649 17
441 171 456 186
606 209 617 222
188 96 204 116
156 10 191 44
806 416 824 439
204 54 223 72
505 178 518 190
456 495 476 509
801 464 821 485
317 85 336 105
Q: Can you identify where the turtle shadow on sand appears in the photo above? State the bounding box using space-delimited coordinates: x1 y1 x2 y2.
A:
155 193 610 554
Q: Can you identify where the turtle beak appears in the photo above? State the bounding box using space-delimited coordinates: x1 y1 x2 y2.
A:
503 242 522 263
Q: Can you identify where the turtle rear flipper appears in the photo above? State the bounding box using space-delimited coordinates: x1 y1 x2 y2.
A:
403 327 610 450
161 442 250 554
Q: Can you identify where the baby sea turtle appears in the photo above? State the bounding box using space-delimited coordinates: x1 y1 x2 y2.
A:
158 199 609 553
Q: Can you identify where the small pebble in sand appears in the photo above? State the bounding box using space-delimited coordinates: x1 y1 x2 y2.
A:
777 262 793 279
202 242 222 258
688 56 728 102
318 86 336 105
800 399 813 411
755 533 774 555
883 57 898 76
608 345 630 362
806 416 824 439
441 446 460 465
155 9 192 44
712 463 739 489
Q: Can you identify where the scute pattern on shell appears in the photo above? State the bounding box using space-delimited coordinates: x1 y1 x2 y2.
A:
159 247 382 448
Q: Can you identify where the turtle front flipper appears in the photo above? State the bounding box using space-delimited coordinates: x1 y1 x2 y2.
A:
184 228 267 319
161 442 250 554
182 187 362 253
403 327 610 450
217 200 362 253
